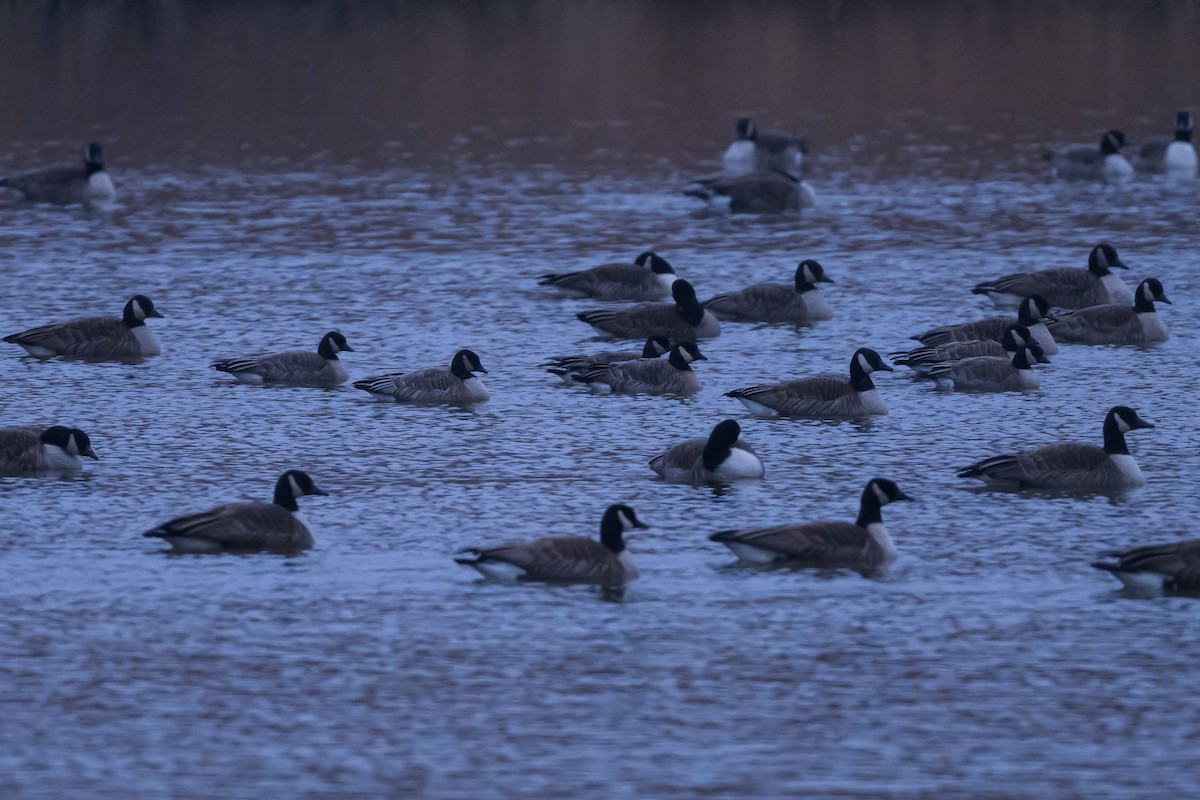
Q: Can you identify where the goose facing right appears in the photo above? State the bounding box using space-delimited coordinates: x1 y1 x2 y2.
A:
576 279 720 341
710 478 912 571
1092 538 1200 593
649 419 765 484
143 470 327 554
572 342 705 396
684 170 816 213
726 347 892 418
971 242 1132 310
4 295 164 359
914 295 1058 355
1045 278 1171 344
924 344 1044 393
354 349 489 404
892 323 1045 374
957 406 1154 489
537 251 678 302
211 331 353 386
0 142 116 205
704 259 834 323
0 425 98 475
1133 111 1198 176
1047 129 1134 182
542 335 670 380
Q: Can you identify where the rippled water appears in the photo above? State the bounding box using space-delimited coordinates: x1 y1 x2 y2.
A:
3 3 1200 798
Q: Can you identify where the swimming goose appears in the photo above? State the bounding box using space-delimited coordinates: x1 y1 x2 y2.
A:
537 251 678 301
4 295 164 359
1046 278 1171 344
684 170 816 213
914 295 1057 355
212 331 353 386
971 243 1133 310
924 345 1044 393
455 503 647 586
353 349 489 404
957 405 1154 489
709 478 912 571
143 470 327 554
572 342 705 396
576 279 721 341
722 118 808 174
1133 111 1198 176
1092 538 1200 593
0 142 116 206
704 259 834 323
0 425 98 475
649 419 765 484
543 335 670 380
726 347 892 418
1047 129 1134 181
892 323 1046 374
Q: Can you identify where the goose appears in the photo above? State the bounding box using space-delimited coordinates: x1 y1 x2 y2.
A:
542 335 670 380
211 331 353 386
722 118 808 174
924 345 1044 393
1047 129 1134 181
576 279 720 341
0 142 116 206
957 405 1154 489
709 478 912 571
684 170 816 213
649 419 765 484
537 251 678 302
455 503 647 586
353 349 489 404
971 243 1132 310
704 259 834 323
914 295 1057 355
1092 539 1200 593
4 295 164 359
572 342 705 396
0 425 98 475
892 323 1046 374
726 347 892 418
1046 278 1171 344
143 470 327 554
1133 111 1197 176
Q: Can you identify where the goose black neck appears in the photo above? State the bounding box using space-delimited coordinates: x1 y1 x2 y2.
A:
85 161 104 176
794 275 818 294
1102 415 1131 455
849 357 875 392
121 303 145 329
450 359 473 380
1100 137 1121 156
1132 290 1158 314
855 486 884 528
675 298 704 326
273 476 300 511
599 514 626 553
1012 349 1034 370
1176 128 1193 143
667 348 693 372
701 437 733 471
317 337 340 360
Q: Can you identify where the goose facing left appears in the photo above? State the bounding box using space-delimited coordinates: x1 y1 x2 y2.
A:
143 470 327 554
971 243 1132 310
1045 278 1171 345
649 419 765 484
537 251 678 301
212 331 353 386
1092 538 1200 593
455 503 647 587
353 349 489 404
576 279 720 341
3 295 164 359
0 425 98 476
709 478 912 572
0 142 116 206
704 259 834 323
726 347 893 418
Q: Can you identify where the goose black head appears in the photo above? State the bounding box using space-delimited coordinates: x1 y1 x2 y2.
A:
1108 406 1155 433
451 349 488 378
1089 242 1127 273
636 251 675 276
735 118 757 142
1136 277 1171 307
794 259 833 291
851 347 893 374
123 295 164 326
641 335 671 358
1100 130 1129 156
599 503 649 552
41 426 98 459
85 142 105 173
1018 295 1052 324
273 470 328 510
866 477 914 506
1174 111 1193 141
668 341 706 369
671 279 699 307
318 331 352 358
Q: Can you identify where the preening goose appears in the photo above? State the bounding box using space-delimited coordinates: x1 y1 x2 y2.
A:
4 295 164 359
354 349 489 404
0 142 116 206
1045 278 1171 345
914 295 1057 355
1092 539 1200 593
537 251 678 302
726 348 892 418
0 425 98 475
684 170 815 213
211 331 353 386
704 259 833 323
542 336 670 380
1047 129 1134 182
892 323 1046 374
1133 111 1197 176
722 118 808 174
572 342 706 396
971 243 1132 310
649 419 764 484
576 279 720 341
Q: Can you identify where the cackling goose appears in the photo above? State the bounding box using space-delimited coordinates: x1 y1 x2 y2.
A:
4 295 164 359
704 259 833 323
572 342 705 396
649 419 764 484
1092 538 1200 593
914 295 1058 355
1133 111 1198 176
722 118 808 174
684 170 816 213
892 323 1046 374
537 251 678 301
726 347 892 418
212 331 353 386
543 335 670 380
577 279 720 341
0 425 98 475
1046 278 1171 344
1047 129 1134 182
972 242 1133 310
0 142 116 206
924 345 1043 393
353 349 489 404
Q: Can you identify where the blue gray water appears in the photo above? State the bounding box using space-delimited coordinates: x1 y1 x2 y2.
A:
2 3 1200 798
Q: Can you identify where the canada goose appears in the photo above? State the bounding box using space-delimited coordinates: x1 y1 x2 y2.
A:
542 335 670 380
914 295 1058 355
1046 278 1171 344
722 118 808 174
1133 111 1198 176
143 470 327 554
3 295 164 359
576 279 720 341
924 345 1043 392
1047 129 1134 181
211 331 353 386
892 323 1046 374
353 349 489 404
455 503 647 586
537 251 678 301
1092 538 1200 593
0 425 98 475
704 259 834 323
726 347 892 418
649 419 765 484
709 478 912 571
957 405 1154 489
684 170 816 213
0 142 116 206
572 342 705 396
971 243 1133 310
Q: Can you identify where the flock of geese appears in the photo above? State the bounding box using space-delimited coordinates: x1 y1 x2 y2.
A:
2 113 1198 597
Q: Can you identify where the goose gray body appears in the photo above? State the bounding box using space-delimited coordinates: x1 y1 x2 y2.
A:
573 342 705 396
212 331 353 386
353 349 489 404
926 346 1042 392
722 118 808 174
1047 130 1133 181
726 348 892 418
1045 278 1170 344
0 425 98 475
915 295 1057 355
3 295 163 359
893 323 1042 374
704 259 833 323
537 252 677 301
576 279 720 341
1092 539 1200 593
684 170 814 213
0 143 116 206
649 419 765 484
1133 112 1197 175
972 243 1132 310
710 478 911 572
542 336 670 379
143 470 327 554
957 406 1153 489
